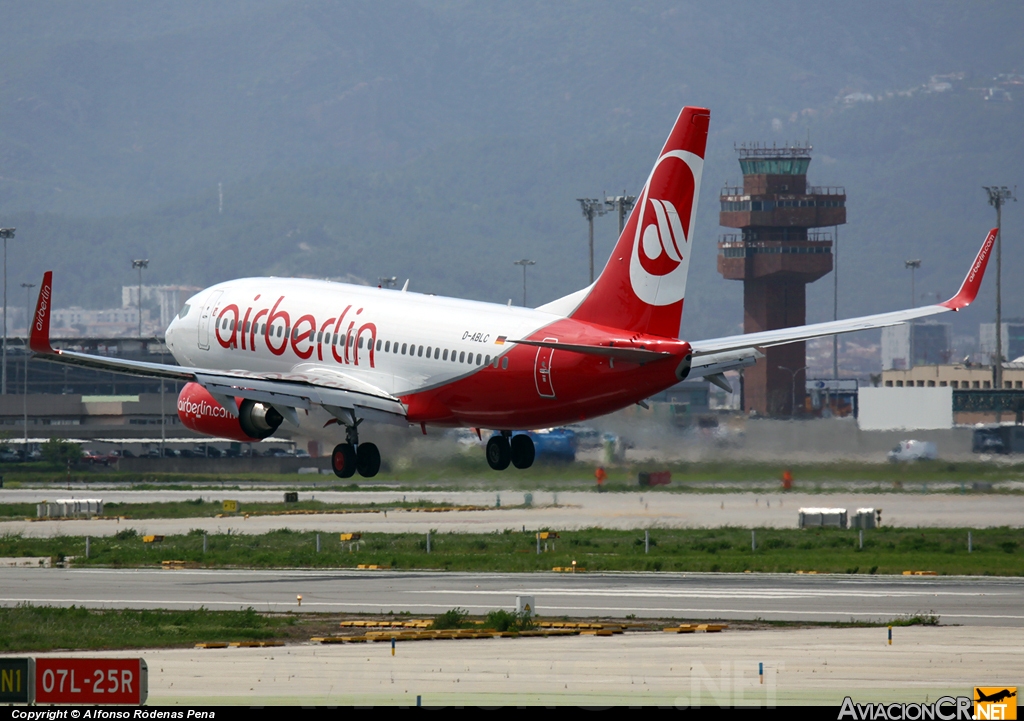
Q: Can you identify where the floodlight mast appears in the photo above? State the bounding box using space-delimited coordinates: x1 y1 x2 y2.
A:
0 227 15 395
904 260 921 308
512 259 535 307
605 192 636 234
132 259 149 337
983 185 1016 394
20 282 35 453
576 199 606 284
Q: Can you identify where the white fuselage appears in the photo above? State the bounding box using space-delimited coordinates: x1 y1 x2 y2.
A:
165 278 559 397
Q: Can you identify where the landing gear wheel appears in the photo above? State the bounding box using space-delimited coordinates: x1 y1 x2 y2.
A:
510 434 535 469
485 436 511 471
331 443 357 479
356 442 381 478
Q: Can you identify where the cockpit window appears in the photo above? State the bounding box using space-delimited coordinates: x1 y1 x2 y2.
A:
178 304 191 319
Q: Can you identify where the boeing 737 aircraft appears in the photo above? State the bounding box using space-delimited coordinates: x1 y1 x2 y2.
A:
28 107 996 478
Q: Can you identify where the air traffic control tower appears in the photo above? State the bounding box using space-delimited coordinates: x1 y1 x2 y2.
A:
717 143 846 416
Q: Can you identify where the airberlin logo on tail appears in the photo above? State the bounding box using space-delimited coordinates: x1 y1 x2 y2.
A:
34 285 51 332
629 150 703 306
639 198 687 276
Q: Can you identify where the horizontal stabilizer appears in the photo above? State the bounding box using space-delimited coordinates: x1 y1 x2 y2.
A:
509 339 671 364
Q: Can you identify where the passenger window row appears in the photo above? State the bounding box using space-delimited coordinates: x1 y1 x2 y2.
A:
374 339 506 368
217 316 509 369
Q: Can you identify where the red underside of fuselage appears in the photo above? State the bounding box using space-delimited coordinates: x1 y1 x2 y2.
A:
401 318 689 429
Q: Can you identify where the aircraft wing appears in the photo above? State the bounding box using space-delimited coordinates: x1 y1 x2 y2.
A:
28 272 407 423
688 229 996 357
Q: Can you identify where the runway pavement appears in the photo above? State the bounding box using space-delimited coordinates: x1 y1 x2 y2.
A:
3 490 1022 536
2 568 1021 625
16 625 1023 706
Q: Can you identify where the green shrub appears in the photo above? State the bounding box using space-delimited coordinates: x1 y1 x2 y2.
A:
483 609 532 632
430 608 469 630
40 438 82 466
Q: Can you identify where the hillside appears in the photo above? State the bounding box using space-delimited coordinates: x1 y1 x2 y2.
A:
0 1 1021 341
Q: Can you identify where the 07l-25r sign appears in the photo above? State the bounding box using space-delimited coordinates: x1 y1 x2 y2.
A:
34 658 148 705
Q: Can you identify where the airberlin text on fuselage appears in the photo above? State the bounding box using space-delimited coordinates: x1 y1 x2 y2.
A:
214 294 377 368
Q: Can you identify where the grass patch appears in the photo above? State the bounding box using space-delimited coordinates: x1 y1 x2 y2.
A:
2 526 1022 575
0 605 295 652
0 606 938 653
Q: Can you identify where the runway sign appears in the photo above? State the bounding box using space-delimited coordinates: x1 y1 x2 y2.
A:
35 658 147 705
0 658 32 703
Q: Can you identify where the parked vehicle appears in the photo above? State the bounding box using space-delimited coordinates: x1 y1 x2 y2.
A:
493 428 577 463
81 450 109 466
887 440 938 462
972 425 1024 454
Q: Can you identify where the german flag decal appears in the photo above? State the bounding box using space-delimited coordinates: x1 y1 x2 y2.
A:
495 336 506 345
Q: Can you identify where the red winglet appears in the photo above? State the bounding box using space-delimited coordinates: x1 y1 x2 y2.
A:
939 228 998 311
29 271 55 354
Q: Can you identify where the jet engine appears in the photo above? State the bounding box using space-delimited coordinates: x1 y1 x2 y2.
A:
177 382 283 442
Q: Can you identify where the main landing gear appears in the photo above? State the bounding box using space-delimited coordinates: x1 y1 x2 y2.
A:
486 432 535 471
331 419 381 479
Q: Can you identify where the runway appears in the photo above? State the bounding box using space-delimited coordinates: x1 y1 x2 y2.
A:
2 568 1021 625
18 625 1024 706
3 490 1023 536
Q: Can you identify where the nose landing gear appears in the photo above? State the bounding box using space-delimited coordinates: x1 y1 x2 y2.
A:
331 417 381 479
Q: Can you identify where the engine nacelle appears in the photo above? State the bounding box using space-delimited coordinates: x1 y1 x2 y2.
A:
177 382 283 442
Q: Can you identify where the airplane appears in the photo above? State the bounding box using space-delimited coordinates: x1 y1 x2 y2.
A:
976 689 1016 704
27 106 996 479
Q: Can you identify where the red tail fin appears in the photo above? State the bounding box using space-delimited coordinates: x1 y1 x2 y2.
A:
568 106 709 338
30 271 54 354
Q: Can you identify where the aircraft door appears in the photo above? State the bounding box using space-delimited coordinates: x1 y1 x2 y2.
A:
197 290 223 351
533 337 557 399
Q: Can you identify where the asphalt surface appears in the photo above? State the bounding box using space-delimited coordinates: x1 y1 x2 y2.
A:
2 568 1021 625
20 626 1023 705
4 490 1023 536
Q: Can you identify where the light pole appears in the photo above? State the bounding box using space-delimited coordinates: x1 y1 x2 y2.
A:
513 259 535 307
132 259 149 337
904 259 921 308
983 186 1016 392
0 227 15 395
605 192 636 234
778 365 809 419
21 282 34 455
833 225 839 379
576 199 606 284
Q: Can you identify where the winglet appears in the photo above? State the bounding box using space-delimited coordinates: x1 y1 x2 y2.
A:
29 271 55 354
939 228 998 311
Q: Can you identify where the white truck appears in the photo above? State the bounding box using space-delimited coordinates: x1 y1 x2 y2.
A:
887 440 938 462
